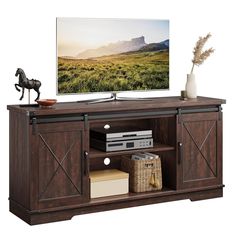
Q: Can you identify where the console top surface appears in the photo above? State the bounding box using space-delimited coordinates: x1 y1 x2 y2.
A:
7 96 226 116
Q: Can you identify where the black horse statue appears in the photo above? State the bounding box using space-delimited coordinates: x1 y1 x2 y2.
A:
15 68 41 101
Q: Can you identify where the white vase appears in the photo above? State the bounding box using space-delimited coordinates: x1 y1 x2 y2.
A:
185 73 197 99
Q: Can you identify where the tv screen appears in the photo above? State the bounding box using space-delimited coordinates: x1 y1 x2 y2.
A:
57 18 169 94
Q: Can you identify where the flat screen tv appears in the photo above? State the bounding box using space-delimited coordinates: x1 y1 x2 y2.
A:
57 18 169 95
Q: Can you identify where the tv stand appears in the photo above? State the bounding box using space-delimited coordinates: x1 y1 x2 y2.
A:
7 96 226 225
88 92 118 103
78 92 154 104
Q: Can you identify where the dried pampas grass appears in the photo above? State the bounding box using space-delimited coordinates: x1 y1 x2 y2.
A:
191 33 214 74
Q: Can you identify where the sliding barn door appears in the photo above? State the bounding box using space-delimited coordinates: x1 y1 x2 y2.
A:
30 121 89 209
177 112 222 189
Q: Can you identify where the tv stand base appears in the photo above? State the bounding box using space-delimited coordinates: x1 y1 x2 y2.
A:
77 92 155 104
9 186 223 225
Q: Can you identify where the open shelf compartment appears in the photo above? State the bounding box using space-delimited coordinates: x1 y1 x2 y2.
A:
89 115 178 197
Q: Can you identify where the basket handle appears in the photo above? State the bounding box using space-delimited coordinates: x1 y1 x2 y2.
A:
144 163 154 168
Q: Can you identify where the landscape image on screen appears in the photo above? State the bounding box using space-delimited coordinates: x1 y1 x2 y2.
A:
57 18 169 94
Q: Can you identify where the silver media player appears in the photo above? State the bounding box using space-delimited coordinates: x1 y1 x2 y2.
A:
107 134 152 142
90 127 153 152
106 130 152 141
91 138 153 152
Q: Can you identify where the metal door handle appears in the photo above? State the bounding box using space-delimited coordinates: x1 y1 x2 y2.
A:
178 142 183 164
84 151 89 176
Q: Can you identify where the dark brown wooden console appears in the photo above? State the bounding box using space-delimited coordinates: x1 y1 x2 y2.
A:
7 96 226 225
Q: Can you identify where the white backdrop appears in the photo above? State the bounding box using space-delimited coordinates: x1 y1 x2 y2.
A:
0 0 235 235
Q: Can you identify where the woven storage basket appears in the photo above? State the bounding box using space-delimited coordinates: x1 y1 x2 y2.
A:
121 157 162 193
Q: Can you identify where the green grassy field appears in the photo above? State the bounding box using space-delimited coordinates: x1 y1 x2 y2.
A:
57 50 169 93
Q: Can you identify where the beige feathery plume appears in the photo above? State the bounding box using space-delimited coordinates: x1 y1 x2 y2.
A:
191 33 215 74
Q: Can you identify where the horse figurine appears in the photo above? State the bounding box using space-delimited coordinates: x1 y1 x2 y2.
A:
15 68 41 101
